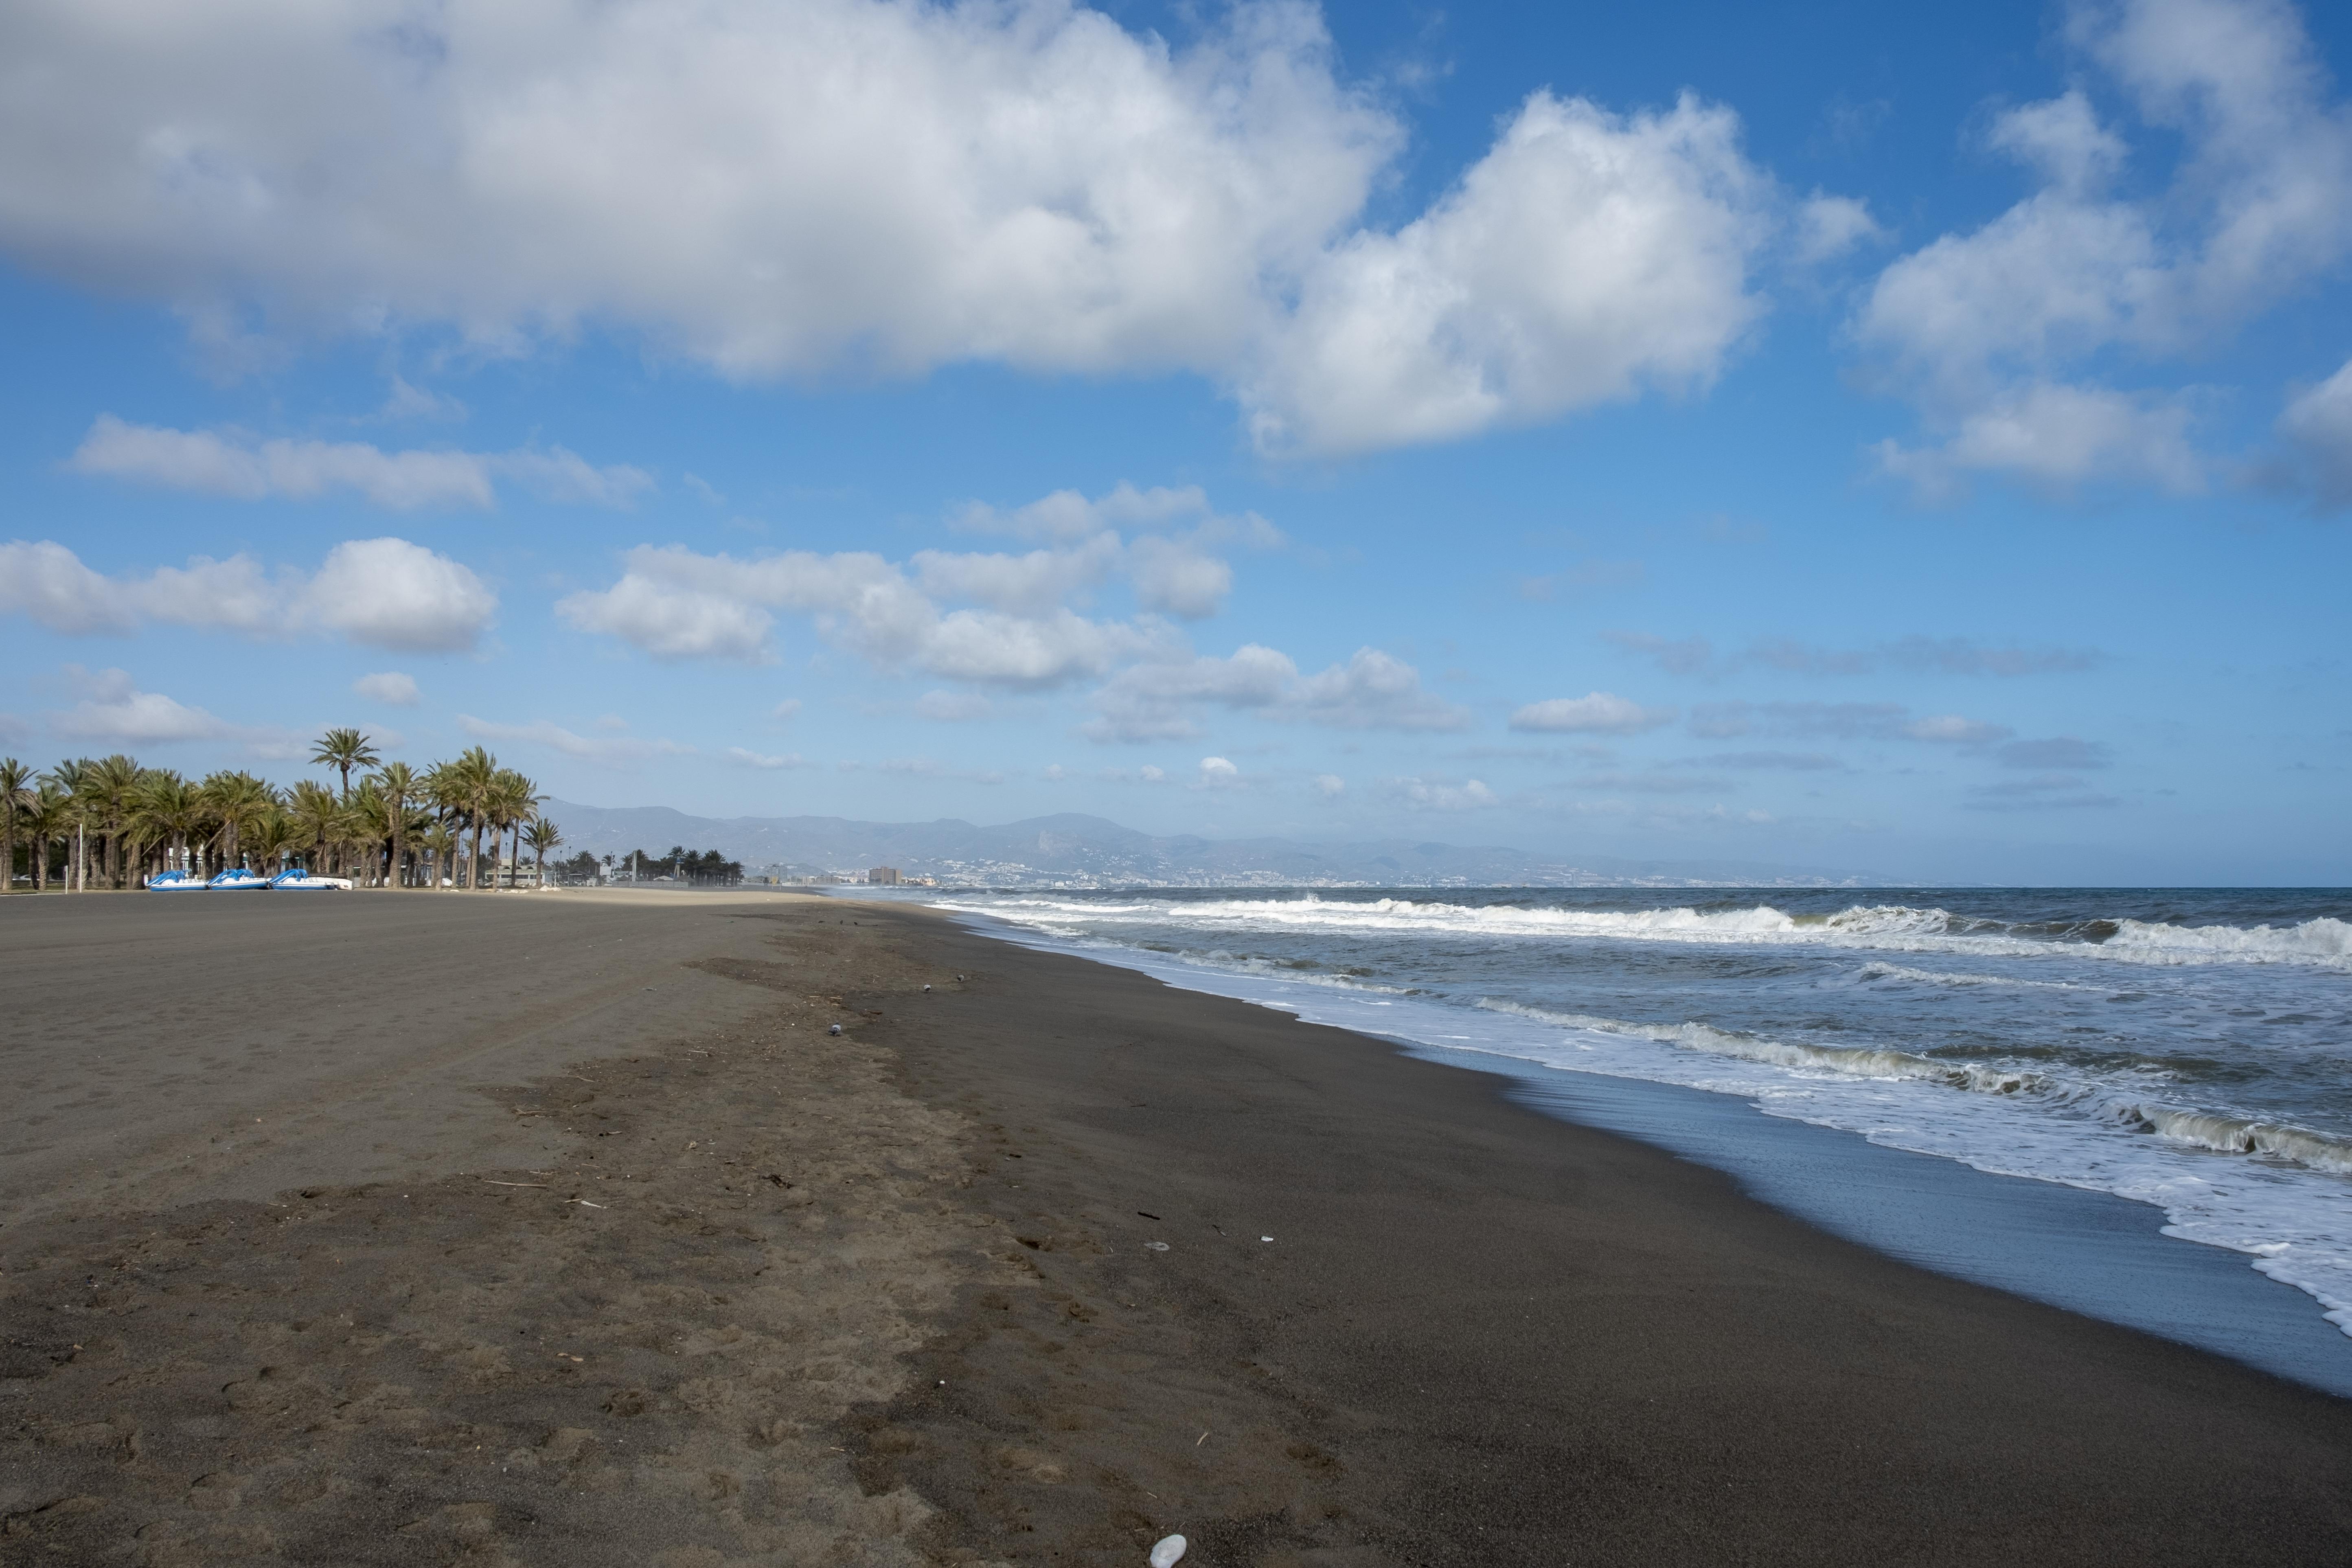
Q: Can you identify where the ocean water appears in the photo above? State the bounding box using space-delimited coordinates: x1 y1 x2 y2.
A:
911 886 2352 1365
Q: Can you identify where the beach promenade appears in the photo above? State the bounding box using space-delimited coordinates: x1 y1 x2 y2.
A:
4 891 2349 1564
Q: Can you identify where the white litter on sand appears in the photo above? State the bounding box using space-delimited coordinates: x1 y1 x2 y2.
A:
1149 1534 1187 1567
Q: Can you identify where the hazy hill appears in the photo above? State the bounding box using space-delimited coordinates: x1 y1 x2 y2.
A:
543 801 1896 888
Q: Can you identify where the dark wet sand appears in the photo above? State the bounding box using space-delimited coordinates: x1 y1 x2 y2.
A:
4 893 2351 1565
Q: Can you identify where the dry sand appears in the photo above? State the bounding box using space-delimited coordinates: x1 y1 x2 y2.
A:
4 890 2351 1566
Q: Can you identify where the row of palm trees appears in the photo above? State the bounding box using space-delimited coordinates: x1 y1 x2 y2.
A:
0 729 565 893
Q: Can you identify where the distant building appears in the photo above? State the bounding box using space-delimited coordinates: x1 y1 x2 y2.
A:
868 865 902 886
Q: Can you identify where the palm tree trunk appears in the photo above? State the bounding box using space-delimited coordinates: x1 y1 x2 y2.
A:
468 819 484 890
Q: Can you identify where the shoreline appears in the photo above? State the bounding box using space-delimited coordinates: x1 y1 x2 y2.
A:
929 900 2352 1396
5 893 2350 1564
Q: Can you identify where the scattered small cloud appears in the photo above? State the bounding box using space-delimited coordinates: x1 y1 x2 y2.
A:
1313 772 1346 799
1086 645 1467 742
458 715 692 767
376 375 467 423
1967 773 2121 810
1997 736 2113 770
68 415 652 509
1670 750 1843 770
1793 192 1885 264
1577 771 1723 794
769 698 802 722
1510 692 1675 735
1608 629 2098 680
1691 701 2012 744
353 671 421 706
1195 755 1242 789
1603 630 1714 676
1386 775 1498 810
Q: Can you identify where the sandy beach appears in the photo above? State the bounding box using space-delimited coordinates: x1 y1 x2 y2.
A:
5 890 2351 1565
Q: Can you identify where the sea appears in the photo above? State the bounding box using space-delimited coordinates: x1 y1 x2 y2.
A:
894 886 2352 1395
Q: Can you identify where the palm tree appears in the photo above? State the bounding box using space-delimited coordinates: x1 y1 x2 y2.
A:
419 819 457 890
45 759 92 890
489 768 541 889
22 784 65 891
0 758 29 892
341 779 387 885
200 771 278 873
440 747 498 890
523 817 563 888
287 781 340 875
373 761 420 890
87 754 140 888
248 806 300 876
394 802 434 887
311 728 380 799
131 770 201 880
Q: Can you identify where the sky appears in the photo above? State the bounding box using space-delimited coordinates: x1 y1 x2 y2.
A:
2 0 2348 885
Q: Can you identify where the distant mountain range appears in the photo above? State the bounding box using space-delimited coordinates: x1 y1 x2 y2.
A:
543 800 1903 888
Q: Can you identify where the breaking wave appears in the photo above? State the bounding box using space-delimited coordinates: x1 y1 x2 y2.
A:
1474 998 2352 1180
1473 998 2046 1097
952 895 2352 971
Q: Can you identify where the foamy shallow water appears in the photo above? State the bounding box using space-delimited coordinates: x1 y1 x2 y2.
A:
907 887 2352 1357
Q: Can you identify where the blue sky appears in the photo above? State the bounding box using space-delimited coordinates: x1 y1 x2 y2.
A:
2 0 2348 884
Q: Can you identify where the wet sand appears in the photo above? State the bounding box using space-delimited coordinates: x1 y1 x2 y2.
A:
4 892 2350 1565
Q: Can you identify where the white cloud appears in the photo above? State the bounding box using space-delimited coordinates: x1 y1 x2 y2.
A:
1312 772 1345 798
1872 382 2203 498
0 536 495 651
1985 89 2129 194
1604 630 1716 676
1124 535 1234 619
1793 192 1884 264
305 538 501 652
0 3 1802 456
769 698 803 722
959 483 1221 544
725 746 809 770
1857 0 2352 497
559 482 1285 700
1388 776 1499 810
68 416 651 509
1285 648 1471 730
1693 701 2014 743
560 570 776 662
354 671 420 706
1083 644 1466 741
0 540 137 634
1509 692 1675 734
458 715 691 767
377 375 467 423
47 666 235 743
1245 91 1772 454
560 531 1171 684
1907 715 2014 744
1195 755 1241 789
2273 356 2352 508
